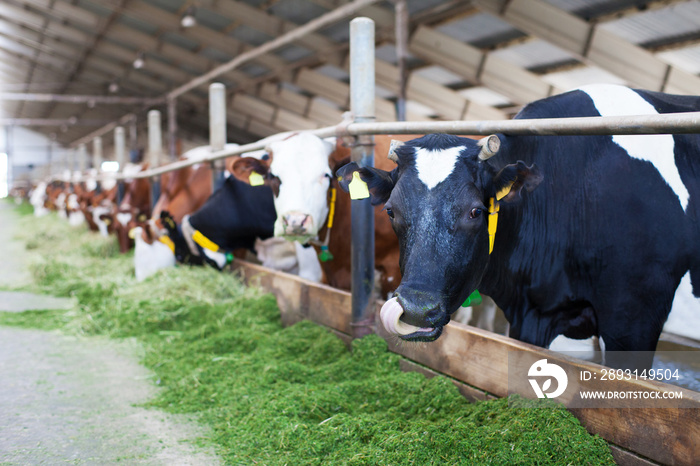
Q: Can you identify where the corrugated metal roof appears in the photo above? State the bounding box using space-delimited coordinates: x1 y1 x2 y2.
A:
600 1 700 45
1 0 699 152
492 40 577 70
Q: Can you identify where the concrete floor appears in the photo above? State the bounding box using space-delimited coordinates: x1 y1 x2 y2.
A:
0 201 220 465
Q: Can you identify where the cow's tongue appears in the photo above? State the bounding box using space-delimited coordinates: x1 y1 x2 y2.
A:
380 297 434 335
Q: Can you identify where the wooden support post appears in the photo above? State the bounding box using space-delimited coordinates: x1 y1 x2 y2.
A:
349 17 376 338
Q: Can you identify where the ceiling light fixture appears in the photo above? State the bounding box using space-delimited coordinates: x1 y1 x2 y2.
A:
133 52 145 69
181 6 197 28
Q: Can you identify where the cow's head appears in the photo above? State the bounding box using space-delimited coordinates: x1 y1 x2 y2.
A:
337 134 541 342
231 133 336 242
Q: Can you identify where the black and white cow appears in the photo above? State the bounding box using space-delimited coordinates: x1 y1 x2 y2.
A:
179 175 278 269
338 84 700 370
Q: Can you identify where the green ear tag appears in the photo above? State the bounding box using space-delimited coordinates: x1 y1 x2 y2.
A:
348 172 370 200
318 245 334 262
462 289 482 307
249 172 264 186
225 252 234 264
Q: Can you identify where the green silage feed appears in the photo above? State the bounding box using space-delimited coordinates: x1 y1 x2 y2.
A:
3 209 615 465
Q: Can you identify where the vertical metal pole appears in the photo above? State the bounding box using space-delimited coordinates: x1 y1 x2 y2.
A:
47 140 53 179
148 109 162 210
350 17 375 338
209 82 227 193
167 97 178 160
93 136 103 192
394 0 409 121
129 115 138 162
115 126 126 204
61 150 68 178
67 148 75 175
5 126 12 190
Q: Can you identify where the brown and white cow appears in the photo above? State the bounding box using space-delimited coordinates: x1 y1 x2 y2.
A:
230 133 411 298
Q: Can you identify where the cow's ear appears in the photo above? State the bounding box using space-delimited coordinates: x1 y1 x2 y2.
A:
230 157 270 185
336 162 395 206
492 161 542 203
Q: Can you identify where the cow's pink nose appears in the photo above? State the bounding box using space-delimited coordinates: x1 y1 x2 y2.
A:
282 212 314 236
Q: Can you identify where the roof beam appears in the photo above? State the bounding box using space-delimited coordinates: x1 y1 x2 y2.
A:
108 0 285 77
0 45 70 77
230 92 320 133
374 59 507 121
0 9 92 44
0 118 113 126
409 25 561 104
258 82 344 126
0 93 162 105
474 0 700 94
165 0 382 99
16 0 102 28
293 66 401 121
208 0 339 59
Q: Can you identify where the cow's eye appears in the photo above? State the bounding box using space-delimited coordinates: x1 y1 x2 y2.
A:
386 207 394 219
469 208 483 219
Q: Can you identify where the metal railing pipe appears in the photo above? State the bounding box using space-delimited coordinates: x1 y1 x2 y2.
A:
55 112 700 183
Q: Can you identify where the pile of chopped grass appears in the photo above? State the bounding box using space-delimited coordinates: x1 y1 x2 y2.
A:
2 210 615 465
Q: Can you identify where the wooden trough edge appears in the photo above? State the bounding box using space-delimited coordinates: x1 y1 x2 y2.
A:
231 260 699 466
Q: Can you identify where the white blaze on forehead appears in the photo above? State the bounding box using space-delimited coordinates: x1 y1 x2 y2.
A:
414 146 465 190
101 176 117 191
66 193 79 209
579 83 689 210
93 205 111 237
268 133 334 236
116 212 132 226
86 168 98 192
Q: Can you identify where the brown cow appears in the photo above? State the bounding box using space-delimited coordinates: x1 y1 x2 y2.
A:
97 163 153 253
230 133 414 298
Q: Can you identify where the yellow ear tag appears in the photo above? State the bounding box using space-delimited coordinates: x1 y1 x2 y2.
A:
159 235 175 253
192 230 220 252
249 172 264 186
488 198 499 255
496 181 514 201
349 172 370 200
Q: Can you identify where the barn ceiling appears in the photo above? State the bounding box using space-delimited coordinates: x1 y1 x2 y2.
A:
1 0 700 151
